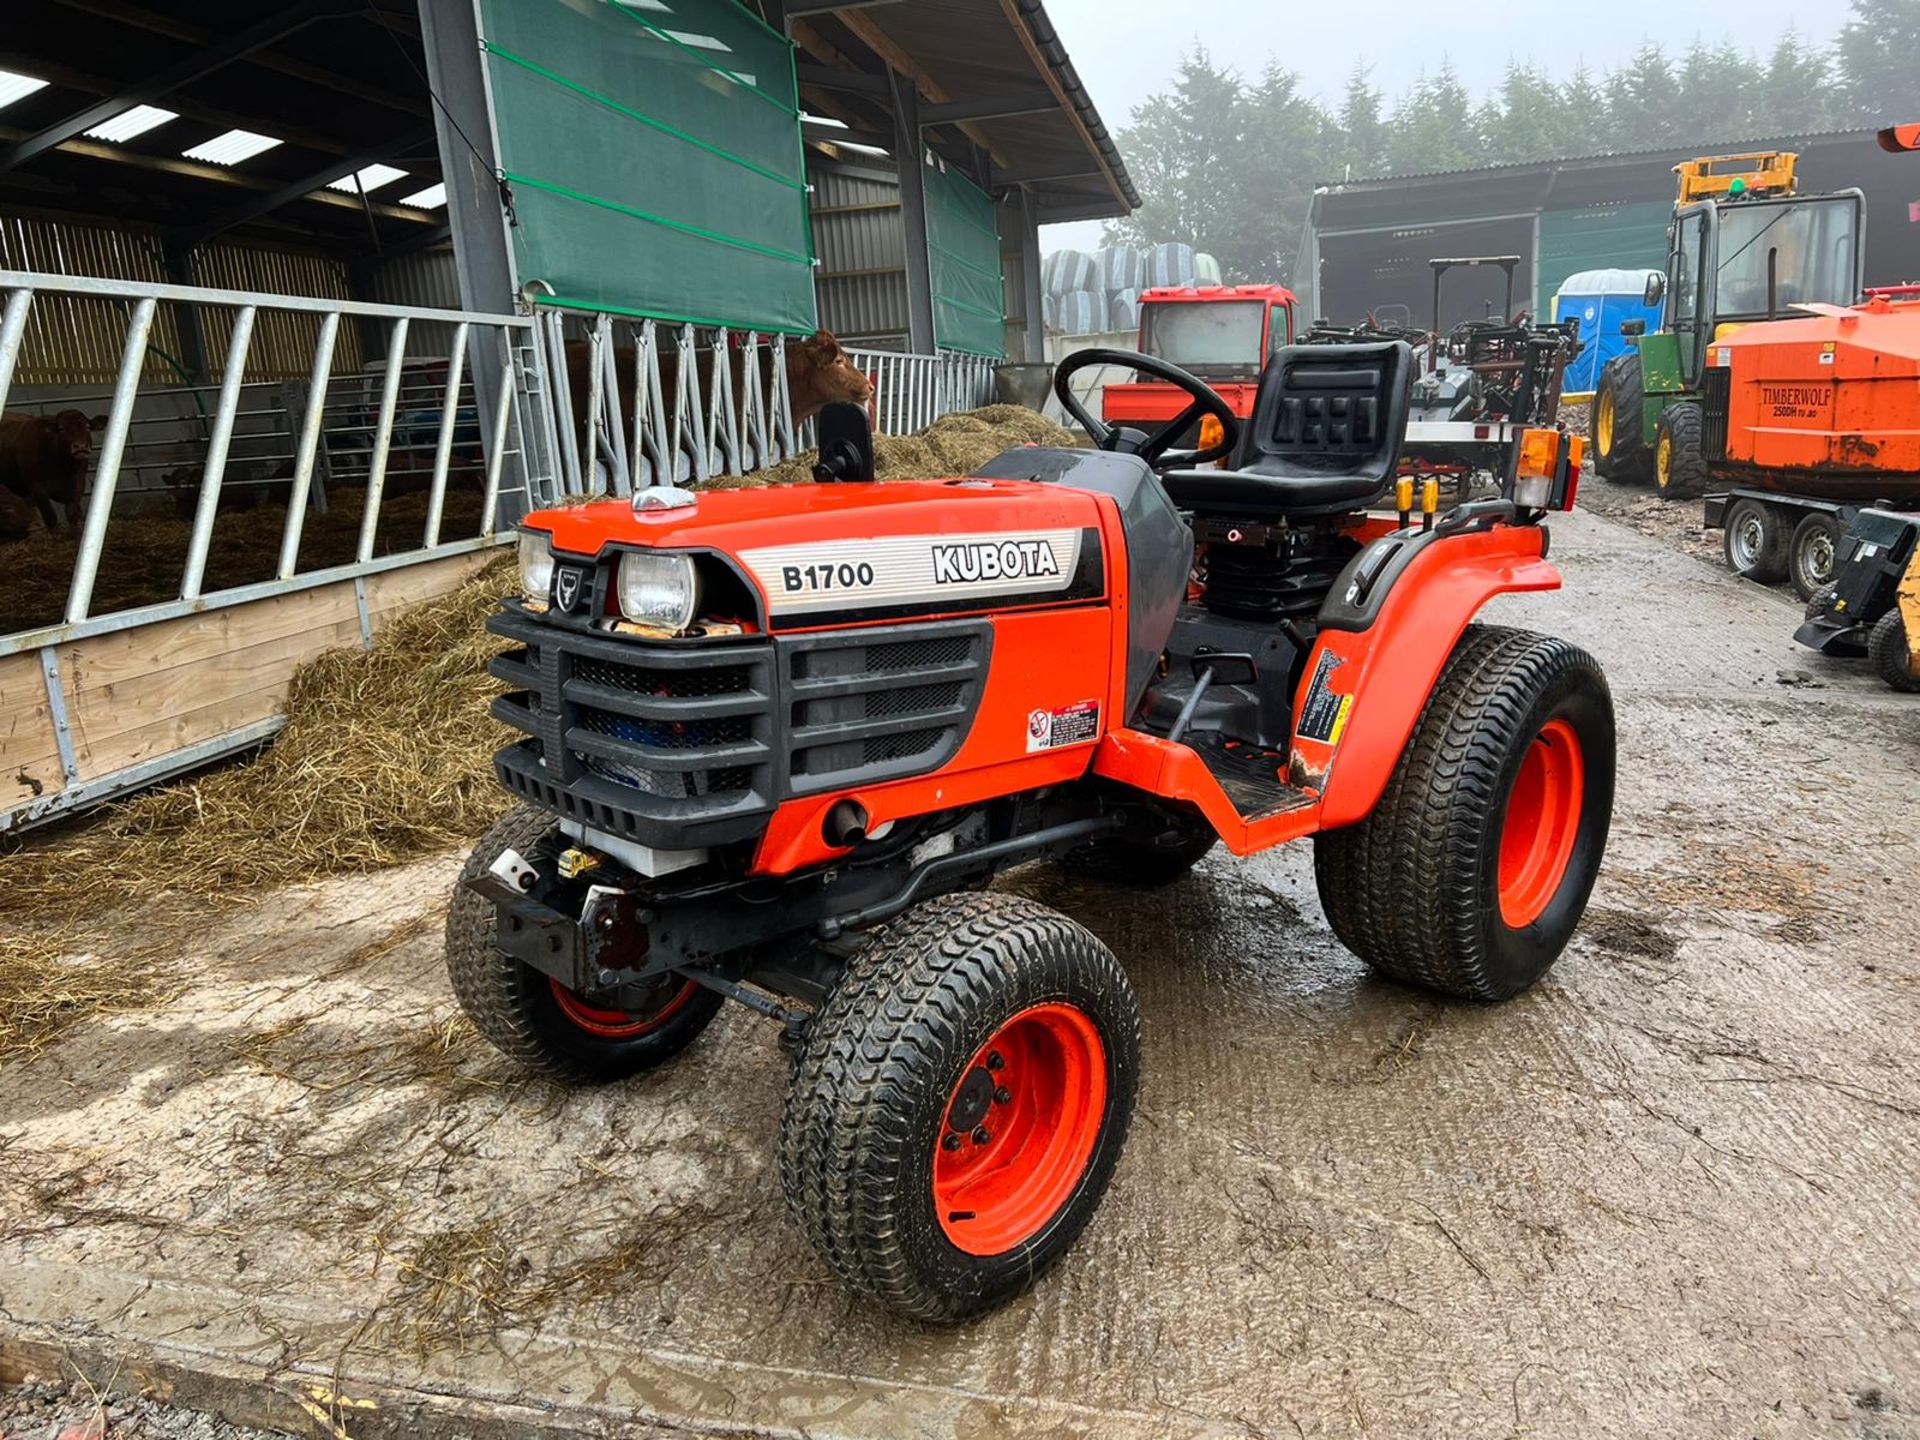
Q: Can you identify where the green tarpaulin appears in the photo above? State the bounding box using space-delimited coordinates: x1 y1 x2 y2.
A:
924 158 1005 357
479 0 817 334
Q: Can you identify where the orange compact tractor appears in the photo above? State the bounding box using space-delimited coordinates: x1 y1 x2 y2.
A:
451 341 1613 1321
1100 283 1297 439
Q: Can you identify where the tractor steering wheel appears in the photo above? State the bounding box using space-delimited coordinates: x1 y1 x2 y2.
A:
1054 348 1240 470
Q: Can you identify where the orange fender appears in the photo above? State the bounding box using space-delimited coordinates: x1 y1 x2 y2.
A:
1293 525 1561 829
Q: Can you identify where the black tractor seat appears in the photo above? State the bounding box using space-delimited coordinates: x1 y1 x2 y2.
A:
1162 341 1415 520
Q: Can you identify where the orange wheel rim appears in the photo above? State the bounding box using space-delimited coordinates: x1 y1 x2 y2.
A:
549 976 698 1038
933 1003 1107 1256
1497 718 1585 929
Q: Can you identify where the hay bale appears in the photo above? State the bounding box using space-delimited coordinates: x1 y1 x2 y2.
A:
1 555 516 923
716 403 1076 490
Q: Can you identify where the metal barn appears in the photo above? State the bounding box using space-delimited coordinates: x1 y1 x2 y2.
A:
0 0 1135 832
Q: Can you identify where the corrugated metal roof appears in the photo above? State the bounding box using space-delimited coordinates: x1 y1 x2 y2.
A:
1316 127 1885 193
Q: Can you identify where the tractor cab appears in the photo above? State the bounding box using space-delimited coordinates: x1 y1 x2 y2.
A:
1649 152 1865 390
1101 284 1297 443
1592 148 1867 492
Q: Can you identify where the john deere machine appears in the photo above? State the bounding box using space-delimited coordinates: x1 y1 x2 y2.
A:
1589 147 1866 499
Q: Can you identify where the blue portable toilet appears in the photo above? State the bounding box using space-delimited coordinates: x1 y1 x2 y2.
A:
1553 269 1665 397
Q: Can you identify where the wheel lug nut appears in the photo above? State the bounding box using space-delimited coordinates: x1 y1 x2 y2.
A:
942 1132 963 1152
986 1052 1004 1071
972 1126 991 1145
993 1086 1012 1105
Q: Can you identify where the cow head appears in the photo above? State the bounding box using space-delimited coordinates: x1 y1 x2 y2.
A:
45 410 105 505
787 330 874 423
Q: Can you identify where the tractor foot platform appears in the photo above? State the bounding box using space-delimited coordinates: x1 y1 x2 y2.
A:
1185 733 1316 822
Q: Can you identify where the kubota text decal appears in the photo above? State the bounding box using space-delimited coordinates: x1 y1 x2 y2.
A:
739 530 1085 616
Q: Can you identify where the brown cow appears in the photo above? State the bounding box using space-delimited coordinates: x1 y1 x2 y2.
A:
562 330 873 461
0 408 105 532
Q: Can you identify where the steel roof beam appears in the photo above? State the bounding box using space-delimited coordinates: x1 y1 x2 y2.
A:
921 88 1058 125
177 127 436 250
0 0 354 176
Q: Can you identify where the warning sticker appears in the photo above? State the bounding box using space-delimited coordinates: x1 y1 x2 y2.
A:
1296 651 1354 746
1027 699 1099 752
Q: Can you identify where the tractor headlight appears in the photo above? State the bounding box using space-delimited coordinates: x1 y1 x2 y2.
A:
617 551 700 631
517 529 554 603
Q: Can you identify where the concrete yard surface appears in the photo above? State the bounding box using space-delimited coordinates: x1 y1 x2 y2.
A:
2 508 1917 1439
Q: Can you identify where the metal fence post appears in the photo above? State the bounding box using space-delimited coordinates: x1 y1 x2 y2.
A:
422 319 469 548
180 303 258 599
275 309 341 579
0 288 34 415
65 295 156 623
355 316 411 564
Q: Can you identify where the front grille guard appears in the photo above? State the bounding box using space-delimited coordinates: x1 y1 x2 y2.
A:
487 602 992 850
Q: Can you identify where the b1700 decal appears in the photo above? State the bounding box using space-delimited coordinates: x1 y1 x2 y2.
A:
739 530 1084 616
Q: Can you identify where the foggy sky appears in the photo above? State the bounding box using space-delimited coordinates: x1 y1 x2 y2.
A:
1040 0 1853 250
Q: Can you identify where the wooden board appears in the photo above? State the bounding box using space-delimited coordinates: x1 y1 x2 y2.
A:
0 548 500 817
1 651 64 810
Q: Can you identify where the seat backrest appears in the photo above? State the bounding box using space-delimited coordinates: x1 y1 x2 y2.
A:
1239 341 1414 484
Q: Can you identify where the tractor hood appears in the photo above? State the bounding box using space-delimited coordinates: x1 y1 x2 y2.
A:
527 476 1112 631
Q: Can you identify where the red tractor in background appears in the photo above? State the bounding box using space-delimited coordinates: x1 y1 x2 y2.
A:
1099 283 1298 444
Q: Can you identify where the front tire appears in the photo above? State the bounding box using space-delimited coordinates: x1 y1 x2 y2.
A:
446 805 722 1083
1313 627 1615 1000
1592 354 1650 483
1869 608 1920 692
1788 512 1842 602
1654 402 1711 501
779 893 1140 1322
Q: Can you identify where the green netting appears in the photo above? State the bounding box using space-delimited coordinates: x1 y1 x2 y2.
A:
479 0 816 334
924 158 1005 357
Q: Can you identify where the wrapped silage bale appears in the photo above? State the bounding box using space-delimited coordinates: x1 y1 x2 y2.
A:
1042 292 1059 332
1147 241 1197 288
1193 252 1223 285
1055 289 1104 335
1044 250 1097 298
1096 245 1145 298
1107 289 1142 333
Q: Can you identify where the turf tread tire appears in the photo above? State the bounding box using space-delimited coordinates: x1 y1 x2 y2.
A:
1868 608 1920 692
1312 626 1613 1000
779 892 1139 1322
445 804 721 1083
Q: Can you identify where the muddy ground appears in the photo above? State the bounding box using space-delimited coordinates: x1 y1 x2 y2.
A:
2 507 1917 1439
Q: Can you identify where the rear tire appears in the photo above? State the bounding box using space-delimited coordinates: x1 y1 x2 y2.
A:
779 893 1139 1322
1313 626 1614 1000
1654 402 1712 501
1868 609 1920 692
1592 353 1650 483
446 805 722 1083
1788 512 1842 602
1724 498 1790 584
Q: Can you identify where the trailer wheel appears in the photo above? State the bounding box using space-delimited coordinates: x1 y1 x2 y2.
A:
1060 813 1216 887
1312 626 1614 1000
1592 354 1650 483
1724 498 1790 584
1654 402 1712 501
1868 609 1920 692
779 893 1139 1322
1788 512 1842 601
446 805 721 1083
